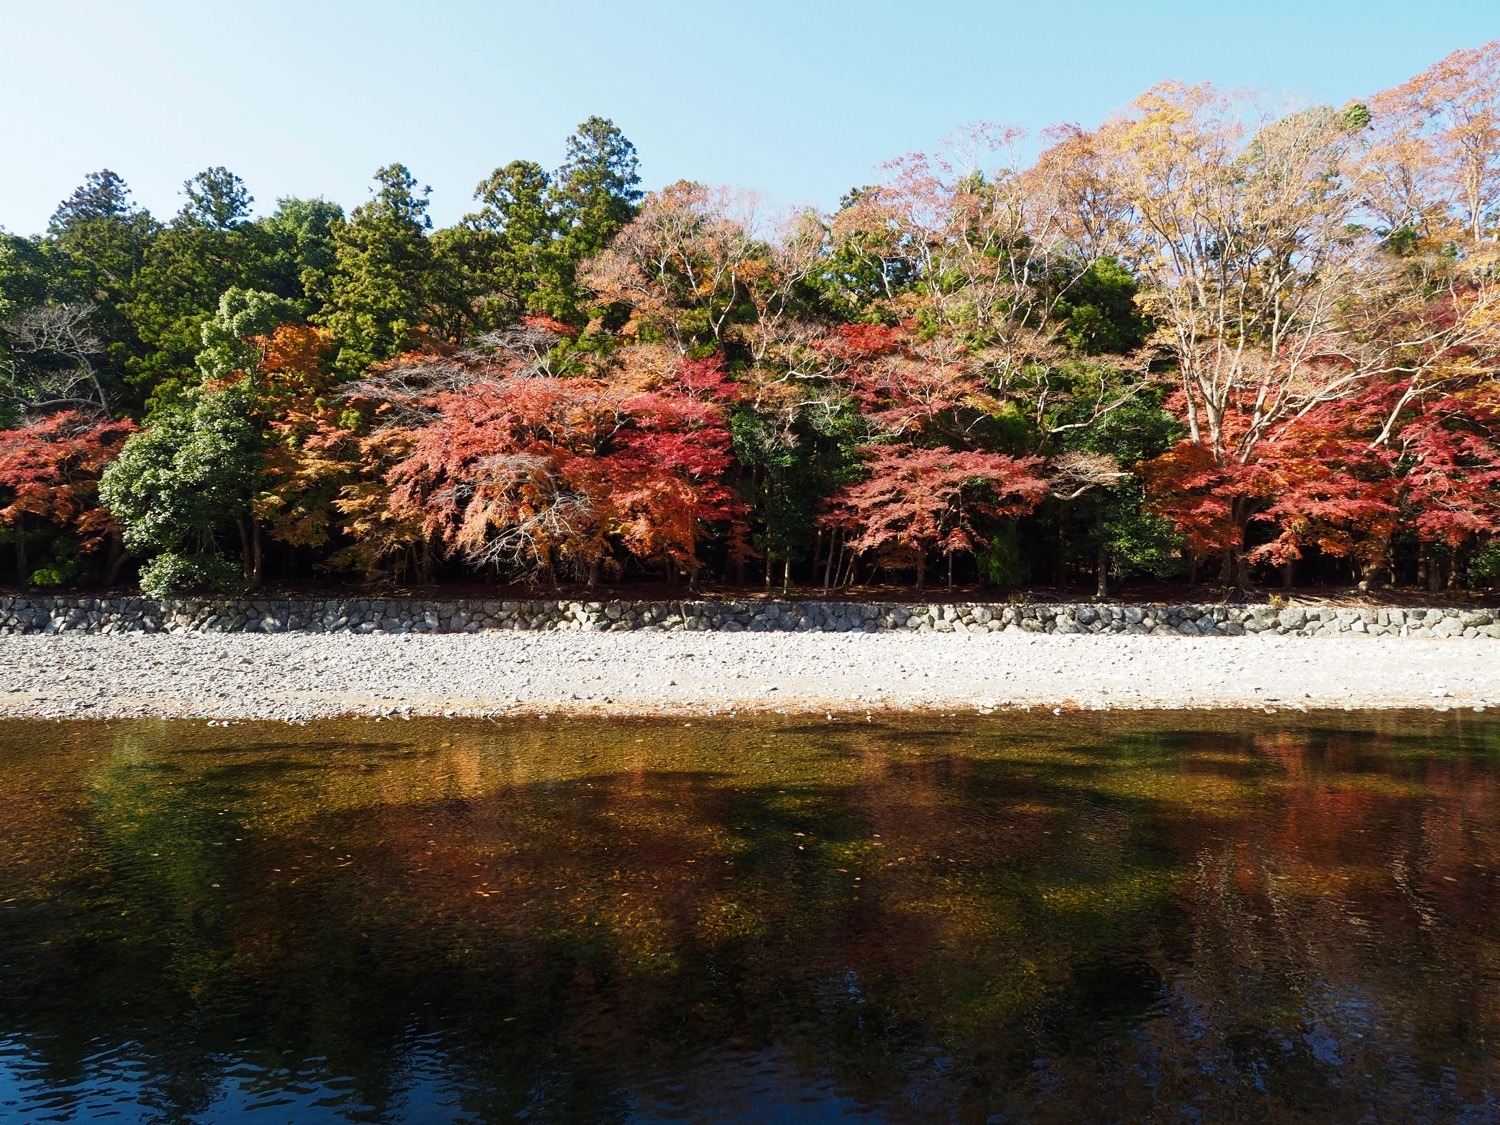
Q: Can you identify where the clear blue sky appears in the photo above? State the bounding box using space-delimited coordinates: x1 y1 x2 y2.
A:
2 0 1493 235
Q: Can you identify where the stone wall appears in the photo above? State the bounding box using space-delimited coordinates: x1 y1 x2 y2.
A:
0 595 1495 638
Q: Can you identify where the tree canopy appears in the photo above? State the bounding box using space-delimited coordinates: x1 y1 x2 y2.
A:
0 57 1497 595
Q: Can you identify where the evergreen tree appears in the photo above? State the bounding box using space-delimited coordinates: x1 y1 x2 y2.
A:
546 117 642 319
98 378 263 593
441 159 560 331
126 167 280 399
255 197 344 319
0 233 48 327
43 170 159 379
195 287 299 385
553 117 641 254
318 164 436 376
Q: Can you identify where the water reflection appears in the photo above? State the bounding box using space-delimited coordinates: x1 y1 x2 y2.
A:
0 713 1496 1122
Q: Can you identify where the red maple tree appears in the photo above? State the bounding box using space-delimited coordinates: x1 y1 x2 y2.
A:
369 353 743 586
0 411 137 581
1395 393 1500 550
823 443 1046 589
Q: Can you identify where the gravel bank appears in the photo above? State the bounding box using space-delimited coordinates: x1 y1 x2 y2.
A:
0 632 1494 720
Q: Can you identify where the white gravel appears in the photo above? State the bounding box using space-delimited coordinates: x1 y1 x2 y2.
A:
0 632 1494 720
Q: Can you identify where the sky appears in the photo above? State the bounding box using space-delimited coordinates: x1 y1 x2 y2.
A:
1 0 1494 235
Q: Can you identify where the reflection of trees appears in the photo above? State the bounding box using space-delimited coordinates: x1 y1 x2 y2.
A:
0 714 1494 1120
1063 721 1500 1120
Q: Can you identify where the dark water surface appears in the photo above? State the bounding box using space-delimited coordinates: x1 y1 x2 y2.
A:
0 713 1498 1123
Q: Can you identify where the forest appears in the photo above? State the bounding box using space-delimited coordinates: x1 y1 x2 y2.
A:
0 43 1497 599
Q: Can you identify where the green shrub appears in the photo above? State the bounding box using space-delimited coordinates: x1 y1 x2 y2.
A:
980 523 1026 588
137 553 246 596
1468 541 1500 590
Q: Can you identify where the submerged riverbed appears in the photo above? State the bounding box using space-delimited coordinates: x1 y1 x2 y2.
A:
0 713 1497 1121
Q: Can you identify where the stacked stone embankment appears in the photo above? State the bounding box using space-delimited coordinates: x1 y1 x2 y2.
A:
0 595 1495 638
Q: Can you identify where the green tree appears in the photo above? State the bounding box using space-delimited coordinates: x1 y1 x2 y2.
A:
196 288 298 384
255 197 344 319
554 117 642 257
440 159 561 331
810 186 913 322
126 167 279 398
548 117 642 319
1047 387 1184 594
1056 257 1152 355
318 164 436 376
0 232 48 325
42 170 159 379
181 166 253 228
730 404 861 588
99 379 263 593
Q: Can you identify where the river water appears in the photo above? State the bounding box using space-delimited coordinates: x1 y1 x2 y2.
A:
0 713 1496 1122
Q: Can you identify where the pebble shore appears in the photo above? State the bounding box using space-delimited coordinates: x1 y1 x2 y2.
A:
0 632 1495 721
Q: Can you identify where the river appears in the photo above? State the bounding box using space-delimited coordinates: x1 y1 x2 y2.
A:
0 713 1496 1121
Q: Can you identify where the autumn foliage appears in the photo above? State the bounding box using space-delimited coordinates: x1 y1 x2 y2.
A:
296 340 744 586
824 445 1045 588
0 412 136 552
6 44 1500 593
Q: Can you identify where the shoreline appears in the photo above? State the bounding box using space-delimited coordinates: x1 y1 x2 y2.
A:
1 593 1497 640
3 631 1496 722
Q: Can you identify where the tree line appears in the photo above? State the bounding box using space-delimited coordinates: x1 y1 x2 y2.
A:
1 45 1498 598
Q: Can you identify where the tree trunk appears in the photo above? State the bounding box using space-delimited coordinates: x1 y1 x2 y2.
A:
236 517 252 578
251 519 264 588
782 556 791 593
1056 518 1068 593
1359 536 1390 592
946 551 954 590
823 530 837 594
587 557 600 590
1282 560 1295 589
103 533 126 588
915 551 925 593
1095 510 1108 600
13 515 26 588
